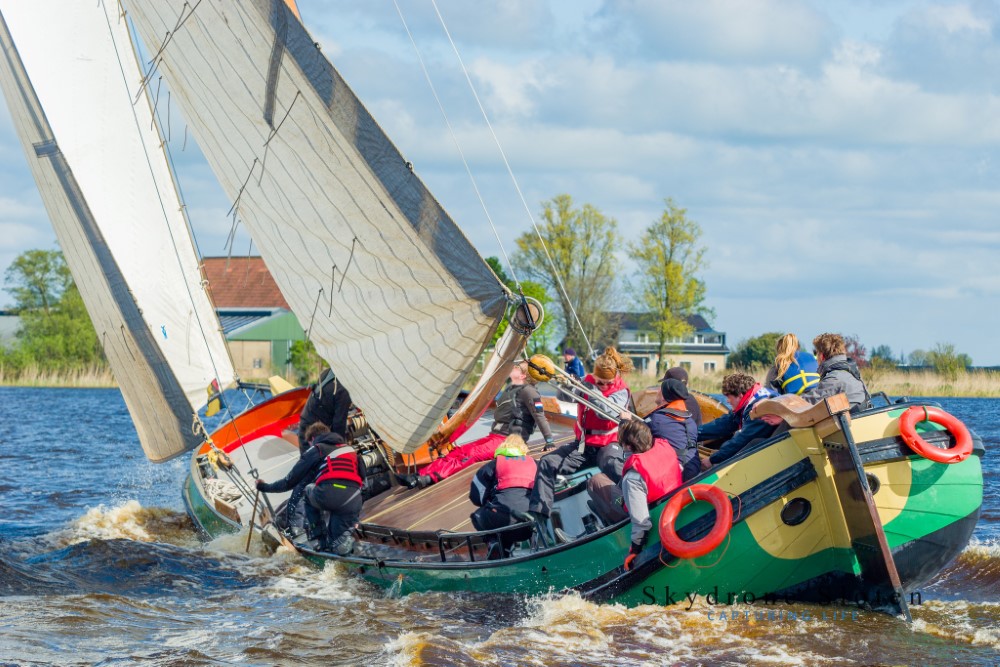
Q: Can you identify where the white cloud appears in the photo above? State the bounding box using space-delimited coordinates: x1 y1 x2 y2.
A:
593 0 838 66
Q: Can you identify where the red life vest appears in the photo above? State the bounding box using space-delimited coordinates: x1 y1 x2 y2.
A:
315 445 362 486
495 454 537 491
621 439 682 510
575 374 630 447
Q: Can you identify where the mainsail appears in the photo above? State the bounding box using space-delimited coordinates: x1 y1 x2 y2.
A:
125 0 511 453
0 2 235 462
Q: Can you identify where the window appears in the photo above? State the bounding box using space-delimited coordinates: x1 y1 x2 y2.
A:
252 358 263 369
704 361 716 372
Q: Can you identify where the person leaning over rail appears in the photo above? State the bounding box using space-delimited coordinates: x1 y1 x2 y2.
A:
527 347 633 521
400 361 554 489
586 420 681 569
297 367 352 456
255 423 363 545
764 333 820 396
302 432 367 555
468 435 538 557
698 372 778 469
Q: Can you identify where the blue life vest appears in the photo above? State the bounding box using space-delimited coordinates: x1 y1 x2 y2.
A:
777 350 820 395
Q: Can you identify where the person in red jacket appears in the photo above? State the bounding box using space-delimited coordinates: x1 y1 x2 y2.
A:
587 419 682 568
528 347 633 520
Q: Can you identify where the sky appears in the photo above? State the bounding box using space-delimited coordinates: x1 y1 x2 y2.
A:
1 0 999 364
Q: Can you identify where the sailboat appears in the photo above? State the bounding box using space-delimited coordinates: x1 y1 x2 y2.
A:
2 1 983 618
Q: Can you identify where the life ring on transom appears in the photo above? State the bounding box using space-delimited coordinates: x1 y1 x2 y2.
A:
898 406 973 464
659 484 733 559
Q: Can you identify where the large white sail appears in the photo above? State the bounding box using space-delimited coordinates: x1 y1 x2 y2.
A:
0 2 235 462
125 0 510 453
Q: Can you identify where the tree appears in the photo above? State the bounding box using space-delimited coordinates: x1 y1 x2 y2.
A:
628 198 709 375
869 344 898 372
2 249 105 373
926 342 971 380
3 249 72 314
908 349 930 367
15 284 104 369
728 332 783 369
512 194 620 355
289 339 324 384
870 345 895 362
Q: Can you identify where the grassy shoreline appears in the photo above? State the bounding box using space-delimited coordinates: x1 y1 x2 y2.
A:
0 365 117 388
630 368 1000 399
3 364 999 398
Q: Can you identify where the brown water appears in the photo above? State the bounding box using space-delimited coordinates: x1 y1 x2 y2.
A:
0 388 997 666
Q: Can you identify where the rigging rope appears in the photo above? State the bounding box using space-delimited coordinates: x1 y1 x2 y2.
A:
391 0 521 292
427 0 596 359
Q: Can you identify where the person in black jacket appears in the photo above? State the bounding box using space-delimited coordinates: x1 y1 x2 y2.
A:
297 368 352 456
256 423 364 543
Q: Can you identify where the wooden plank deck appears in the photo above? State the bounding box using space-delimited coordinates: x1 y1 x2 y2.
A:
361 416 575 532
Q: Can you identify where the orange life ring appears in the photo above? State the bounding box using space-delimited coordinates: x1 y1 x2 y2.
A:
658 484 733 559
898 406 973 464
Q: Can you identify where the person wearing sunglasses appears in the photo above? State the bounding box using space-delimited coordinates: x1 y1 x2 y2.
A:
528 346 634 523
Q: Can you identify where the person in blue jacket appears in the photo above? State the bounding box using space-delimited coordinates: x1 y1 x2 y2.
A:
698 372 778 468
765 333 820 395
563 347 586 380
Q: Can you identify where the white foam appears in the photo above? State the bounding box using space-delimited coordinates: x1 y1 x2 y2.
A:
51 500 197 547
262 560 361 603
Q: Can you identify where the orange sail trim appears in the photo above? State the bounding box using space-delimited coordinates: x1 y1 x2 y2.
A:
283 0 301 20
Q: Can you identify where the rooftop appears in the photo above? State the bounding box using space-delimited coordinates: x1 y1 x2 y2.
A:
201 256 290 309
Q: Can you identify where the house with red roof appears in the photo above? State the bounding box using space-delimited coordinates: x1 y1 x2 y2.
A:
202 257 305 380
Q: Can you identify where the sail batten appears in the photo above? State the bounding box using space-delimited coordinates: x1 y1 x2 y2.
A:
126 0 508 452
0 2 236 462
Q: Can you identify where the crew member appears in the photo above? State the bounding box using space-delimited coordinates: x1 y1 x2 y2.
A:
255 422 335 537
586 420 681 569
643 378 699 481
563 347 586 380
297 367 352 456
468 435 538 556
662 366 702 425
403 361 553 488
528 346 633 520
302 432 367 554
699 373 778 468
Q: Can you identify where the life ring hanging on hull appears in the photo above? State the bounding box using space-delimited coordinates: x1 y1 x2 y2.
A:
659 484 733 559
898 406 973 464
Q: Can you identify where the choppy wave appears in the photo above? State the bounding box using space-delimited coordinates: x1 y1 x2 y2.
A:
913 599 1000 651
926 538 1000 597
385 593 862 666
58 500 198 547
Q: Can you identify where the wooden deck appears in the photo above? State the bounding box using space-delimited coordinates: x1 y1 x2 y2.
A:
361 415 575 532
